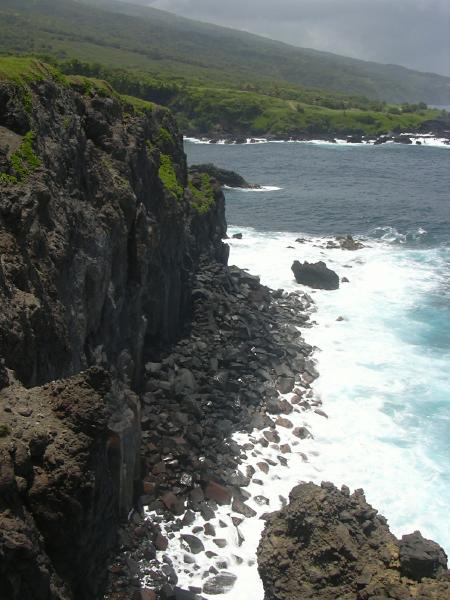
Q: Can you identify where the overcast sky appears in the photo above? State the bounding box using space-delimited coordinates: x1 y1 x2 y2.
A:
143 0 450 76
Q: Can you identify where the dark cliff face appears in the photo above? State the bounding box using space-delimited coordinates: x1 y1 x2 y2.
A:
0 73 226 390
0 65 227 599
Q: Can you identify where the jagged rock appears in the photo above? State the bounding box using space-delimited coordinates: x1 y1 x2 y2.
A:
232 497 257 518
267 398 293 415
204 523 216 537
291 261 339 290
399 531 448 581
181 534 205 555
203 572 237 594
276 376 295 394
204 481 232 505
292 426 313 439
258 482 450 600
0 369 125 600
161 492 185 515
276 417 293 429
189 164 261 189
0 66 228 600
336 234 364 251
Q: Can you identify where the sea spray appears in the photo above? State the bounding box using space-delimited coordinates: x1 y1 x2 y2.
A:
228 227 450 555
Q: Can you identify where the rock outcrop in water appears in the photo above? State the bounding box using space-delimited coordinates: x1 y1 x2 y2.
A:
258 482 450 600
189 163 261 189
291 260 340 290
0 61 227 599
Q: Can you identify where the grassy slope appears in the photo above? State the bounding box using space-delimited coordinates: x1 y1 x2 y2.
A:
0 1 446 137
81 0 450 105
56 60 443 137
0 0 448 105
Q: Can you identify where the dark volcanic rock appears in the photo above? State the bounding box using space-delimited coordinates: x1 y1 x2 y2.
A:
336 234 364 251
181 534 205 555
0 368 124 600
291 261 339 290
258 482 450 600
203 572 237 594
0 66 228 600
189 163 261 189
399 531 448 581
0 72 227 391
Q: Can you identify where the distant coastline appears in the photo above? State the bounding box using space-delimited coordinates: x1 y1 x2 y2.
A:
185 132 450 148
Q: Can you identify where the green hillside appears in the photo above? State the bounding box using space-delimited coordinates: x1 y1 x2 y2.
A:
0 0 448 105
0 0 447 139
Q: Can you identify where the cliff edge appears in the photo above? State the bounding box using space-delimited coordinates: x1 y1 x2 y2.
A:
0 58 227 599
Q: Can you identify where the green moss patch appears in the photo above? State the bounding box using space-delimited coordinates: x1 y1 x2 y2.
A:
0 131 41 184
189 173 215 214
155 126 174 149
0 56 65 86
67 74 117 98
158 153 183 200
0 56 67 114
120 94 155 114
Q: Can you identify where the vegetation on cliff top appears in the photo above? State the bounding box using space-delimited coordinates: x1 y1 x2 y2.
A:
0 0 448 138
53 59 446 138
0 56 65 86
0 0 448 105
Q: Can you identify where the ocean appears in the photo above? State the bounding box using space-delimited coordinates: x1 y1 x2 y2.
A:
173 139 450 597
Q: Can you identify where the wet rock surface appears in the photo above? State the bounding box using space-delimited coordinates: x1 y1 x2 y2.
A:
291 260 340 290
102 261 316 598
258 482 450 600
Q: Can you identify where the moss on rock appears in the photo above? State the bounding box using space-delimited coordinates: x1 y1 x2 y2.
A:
0 131 41 184
158 153 183 200
189 173 215 214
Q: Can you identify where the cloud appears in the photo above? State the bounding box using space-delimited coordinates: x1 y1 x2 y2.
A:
144 0 450 76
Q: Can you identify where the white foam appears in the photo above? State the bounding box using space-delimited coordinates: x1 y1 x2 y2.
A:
140 227 449 597
224 185 282 192
184 136 450 148
228 227 450 554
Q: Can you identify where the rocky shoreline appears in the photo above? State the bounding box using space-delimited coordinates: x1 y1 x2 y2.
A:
185 132 450 146
103 258 317 599
1 63 449 600
102 253 450 600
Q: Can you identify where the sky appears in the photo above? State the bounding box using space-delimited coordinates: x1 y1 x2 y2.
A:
142 0 450 76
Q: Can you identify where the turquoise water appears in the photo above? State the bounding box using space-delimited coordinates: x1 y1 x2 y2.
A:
186 140 450 552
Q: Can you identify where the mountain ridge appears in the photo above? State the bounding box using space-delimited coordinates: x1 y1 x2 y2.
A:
0 0 448 104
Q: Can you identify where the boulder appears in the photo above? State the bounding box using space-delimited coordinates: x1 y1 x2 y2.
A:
189 163 260 189
258 482 450 600
204 481 232 505
399 531 448 581
203 572 237 595
336 234 364 250
291 261 339 290
180 534 204 555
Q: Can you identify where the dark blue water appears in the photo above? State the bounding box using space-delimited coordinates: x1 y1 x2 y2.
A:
187 142 450 244
186 140 450 551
